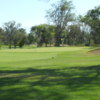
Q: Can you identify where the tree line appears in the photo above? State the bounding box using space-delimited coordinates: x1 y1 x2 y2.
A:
0 0 100 48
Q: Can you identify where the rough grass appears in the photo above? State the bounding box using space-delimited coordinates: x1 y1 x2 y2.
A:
0 47 100 100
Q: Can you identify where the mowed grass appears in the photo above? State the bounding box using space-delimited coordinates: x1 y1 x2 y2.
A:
0 47 100 100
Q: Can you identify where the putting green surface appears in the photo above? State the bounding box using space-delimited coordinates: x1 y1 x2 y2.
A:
0 47 100 100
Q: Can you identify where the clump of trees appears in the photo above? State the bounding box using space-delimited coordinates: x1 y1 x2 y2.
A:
80 5 100 46
0 0 100 49
31 24 55 47
0 21 27 49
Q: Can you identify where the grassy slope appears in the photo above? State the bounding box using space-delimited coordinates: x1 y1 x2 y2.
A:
0 47 100 100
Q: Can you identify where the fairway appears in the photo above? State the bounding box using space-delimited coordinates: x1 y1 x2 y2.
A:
0 47 100 100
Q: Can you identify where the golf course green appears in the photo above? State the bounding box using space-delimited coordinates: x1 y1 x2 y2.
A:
0 47 100 100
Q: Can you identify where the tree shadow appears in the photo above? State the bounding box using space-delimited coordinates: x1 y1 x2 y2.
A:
0 65 100 100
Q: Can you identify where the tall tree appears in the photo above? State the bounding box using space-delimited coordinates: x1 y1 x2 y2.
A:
0 27 4 48
31 25 42 47
80 6 100 45
27 32 35 45
66 24 88 46
3 21 21 49
46 0 74 46
13 28 27 48
17 28 27 48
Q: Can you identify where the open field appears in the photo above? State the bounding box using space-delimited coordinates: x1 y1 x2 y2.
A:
0 47 100 100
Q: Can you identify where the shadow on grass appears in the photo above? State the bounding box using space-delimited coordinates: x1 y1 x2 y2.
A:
0 65 100 100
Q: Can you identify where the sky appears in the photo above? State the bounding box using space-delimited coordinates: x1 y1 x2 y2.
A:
0 0 99 32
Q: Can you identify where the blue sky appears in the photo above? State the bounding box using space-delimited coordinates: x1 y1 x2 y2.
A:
0 0 99 31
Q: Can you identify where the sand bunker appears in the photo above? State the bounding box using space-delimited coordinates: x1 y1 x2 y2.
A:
90 49 100 55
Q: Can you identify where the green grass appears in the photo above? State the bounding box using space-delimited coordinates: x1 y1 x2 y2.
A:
0 47 100 100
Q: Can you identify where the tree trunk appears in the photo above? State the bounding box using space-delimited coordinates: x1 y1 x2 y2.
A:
45 43 47 47
55 37 61 47
55 31 61 47
9 43 11 49
14 45 16 49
